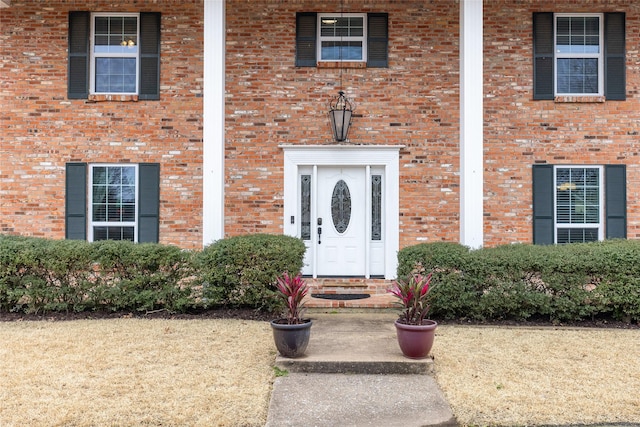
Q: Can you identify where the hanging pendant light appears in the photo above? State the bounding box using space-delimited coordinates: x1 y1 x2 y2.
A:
328 91 353 142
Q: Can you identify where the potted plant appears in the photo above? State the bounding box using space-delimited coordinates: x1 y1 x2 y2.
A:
270 272 312 358
388 271 437 359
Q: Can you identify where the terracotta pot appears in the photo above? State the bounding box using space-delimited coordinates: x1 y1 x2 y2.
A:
270 319 312 358
394 319 437 359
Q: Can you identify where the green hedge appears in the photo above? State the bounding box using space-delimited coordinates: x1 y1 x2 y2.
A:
397 240 640 323
0 236 194 314
0 233 305 315
196 233 306 312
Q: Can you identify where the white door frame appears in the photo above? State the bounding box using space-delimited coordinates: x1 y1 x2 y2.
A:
281 145 401 280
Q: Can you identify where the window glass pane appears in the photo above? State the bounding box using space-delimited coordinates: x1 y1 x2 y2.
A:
93 204 106 222
556 16 600 54
300 175 311 241
331 180 351 234
95 58 137 93
557 58 598 94
122 205 136 222
93 226 135 242
107 205 120 221
92 185 106 204
95 16 109 34
557 228 599 244
371 175 382 241
320 16 363 37
93 226 108 241
321 41 363 61
121 226 135 241
93 166 107 184
94 16 138 54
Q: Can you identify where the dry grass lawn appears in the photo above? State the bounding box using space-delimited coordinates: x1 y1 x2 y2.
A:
433 325 640 426
0 319 275 427
1 319 638 426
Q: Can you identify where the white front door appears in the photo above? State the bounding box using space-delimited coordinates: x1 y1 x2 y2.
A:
316 167 366 276
282 145 401 280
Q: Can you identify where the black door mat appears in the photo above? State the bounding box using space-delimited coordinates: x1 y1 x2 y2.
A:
311 293 371 300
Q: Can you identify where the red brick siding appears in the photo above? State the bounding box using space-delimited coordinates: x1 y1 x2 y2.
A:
224 0 462 248
1 1 204 248
483 0 640 245
2 0 639 250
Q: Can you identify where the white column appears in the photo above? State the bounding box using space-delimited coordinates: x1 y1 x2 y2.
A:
203 0 225 246
460 0 484 249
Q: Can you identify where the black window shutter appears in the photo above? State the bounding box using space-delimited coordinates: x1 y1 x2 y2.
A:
296 12 317 67
533 12 554 100
367 13 388 68
138 163 160 243
68 12 90 99
139 12 161 100
532 164 555 245
605 165 626 239
604 13 626 101
65 163 87 240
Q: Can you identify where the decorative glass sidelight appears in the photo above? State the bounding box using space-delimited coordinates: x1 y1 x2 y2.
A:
331 179 351 234
371 175 382 240
300 175 311 240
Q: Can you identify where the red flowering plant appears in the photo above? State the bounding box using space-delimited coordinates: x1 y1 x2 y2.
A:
388 272 435 325
274 272 309 325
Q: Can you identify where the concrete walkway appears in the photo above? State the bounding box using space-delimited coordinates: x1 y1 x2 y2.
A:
265 313 458 427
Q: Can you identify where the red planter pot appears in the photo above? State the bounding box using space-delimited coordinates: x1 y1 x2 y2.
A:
394 319 438 359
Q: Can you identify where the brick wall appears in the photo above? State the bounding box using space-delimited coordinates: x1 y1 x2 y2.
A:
1 0 204 248
224 0 639 247
483 0 640 245
224 0 461 248
2 0 638 250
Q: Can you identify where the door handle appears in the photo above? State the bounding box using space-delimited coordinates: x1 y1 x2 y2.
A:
317 226 322 244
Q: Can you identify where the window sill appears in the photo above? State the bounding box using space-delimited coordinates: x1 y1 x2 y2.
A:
317 61 367 69
554 95 606 103
88 94 139 102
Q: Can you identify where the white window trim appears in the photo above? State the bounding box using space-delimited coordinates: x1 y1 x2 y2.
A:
88 163 139 242
317 13 367 62
554 13 604 97
553 165 604 243
90 12 140 96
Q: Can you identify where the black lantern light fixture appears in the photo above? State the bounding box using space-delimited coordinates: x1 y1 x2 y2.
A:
328 90 353 142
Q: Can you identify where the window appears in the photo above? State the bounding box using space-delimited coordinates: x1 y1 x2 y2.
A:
92 14 139 94
89 165 138 241
555 15 602 96
296 12 388 67
65 163 160 243
554 166 603 243
533 12 625 100
319 14 366 61
68 12 161 100
532 164 626 244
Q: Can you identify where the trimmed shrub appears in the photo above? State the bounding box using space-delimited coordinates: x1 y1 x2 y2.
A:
90 240 195 312
397 240 640 323
0 235 194 314
196 234 306 312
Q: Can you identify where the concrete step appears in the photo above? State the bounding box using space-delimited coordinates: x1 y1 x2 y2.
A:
267 313 458 427
274 312 433 375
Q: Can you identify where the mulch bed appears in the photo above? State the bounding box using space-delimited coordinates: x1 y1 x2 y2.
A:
1 309 637 328
0 308 274 323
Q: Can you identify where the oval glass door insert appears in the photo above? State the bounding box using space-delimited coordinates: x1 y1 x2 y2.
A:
331 179 351 234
